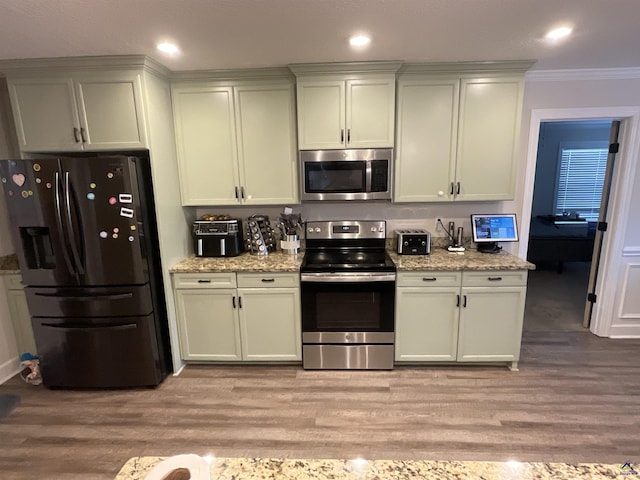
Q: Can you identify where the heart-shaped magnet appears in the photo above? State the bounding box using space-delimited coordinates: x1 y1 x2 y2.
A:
12 174 26 187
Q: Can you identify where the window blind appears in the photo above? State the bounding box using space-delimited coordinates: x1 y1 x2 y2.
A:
555 147 608 222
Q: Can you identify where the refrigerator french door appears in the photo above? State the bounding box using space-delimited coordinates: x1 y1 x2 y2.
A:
0 155 172 388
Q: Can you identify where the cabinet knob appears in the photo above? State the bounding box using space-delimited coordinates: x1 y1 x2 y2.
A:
438 191 444 197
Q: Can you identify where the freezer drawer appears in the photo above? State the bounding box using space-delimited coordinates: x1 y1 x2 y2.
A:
26 284 153 317
32 314 162 388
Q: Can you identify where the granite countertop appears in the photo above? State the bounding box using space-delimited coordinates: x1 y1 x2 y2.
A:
171 247 534 274
170 251 303 273
0 254 20 275
115 456 625 480
389 247 535 272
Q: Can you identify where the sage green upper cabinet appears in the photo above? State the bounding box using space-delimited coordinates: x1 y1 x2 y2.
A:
7 72 148 152
394 77 460 202
394 62 533 202
172 75 298 206
290 62 401 150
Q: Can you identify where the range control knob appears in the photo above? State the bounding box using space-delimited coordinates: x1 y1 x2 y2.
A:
421 241 426 246
404 241 409 246
307 227 314 233
315 227 321 233
371 227 377 232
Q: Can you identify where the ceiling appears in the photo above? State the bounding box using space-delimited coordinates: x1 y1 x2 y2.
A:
1 0 639 72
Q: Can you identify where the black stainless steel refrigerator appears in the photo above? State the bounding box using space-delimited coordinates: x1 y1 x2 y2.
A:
0 155 172 388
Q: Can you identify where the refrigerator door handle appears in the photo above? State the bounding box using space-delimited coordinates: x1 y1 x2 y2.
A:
54 171 77 276
64 171 85 275
34 292 134 301
41 323 137 332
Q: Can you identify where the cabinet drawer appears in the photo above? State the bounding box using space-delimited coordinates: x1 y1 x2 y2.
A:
396 271 462 287
462 270 527 287
173 273 237 289
237 273 299 288
3 274 24 290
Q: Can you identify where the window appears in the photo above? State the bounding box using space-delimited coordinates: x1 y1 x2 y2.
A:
555 144 609 222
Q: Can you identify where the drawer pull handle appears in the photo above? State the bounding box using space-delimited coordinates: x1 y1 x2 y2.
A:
422 277 437 282
197 279 211 283
488 277 503 281
261 278 276 283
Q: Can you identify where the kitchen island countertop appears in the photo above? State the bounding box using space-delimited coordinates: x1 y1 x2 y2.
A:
115 456 623 479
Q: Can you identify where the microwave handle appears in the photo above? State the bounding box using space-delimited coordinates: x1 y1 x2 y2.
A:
365 161 372 193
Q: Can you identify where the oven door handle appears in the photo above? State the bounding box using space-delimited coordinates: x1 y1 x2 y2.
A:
300 273 396 283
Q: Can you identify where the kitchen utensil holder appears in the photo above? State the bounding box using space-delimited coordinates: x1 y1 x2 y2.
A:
280 234 300 255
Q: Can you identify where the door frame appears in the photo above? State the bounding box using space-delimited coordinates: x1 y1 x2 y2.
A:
519 106 640 337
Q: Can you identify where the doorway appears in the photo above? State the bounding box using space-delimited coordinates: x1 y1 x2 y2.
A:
525 120 614 332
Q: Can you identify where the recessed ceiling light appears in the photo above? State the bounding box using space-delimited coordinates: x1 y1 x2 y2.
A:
349 34 371 48
157 42 180 55
545 26 573 40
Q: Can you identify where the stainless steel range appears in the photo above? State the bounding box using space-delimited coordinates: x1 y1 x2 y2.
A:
300 220 396 370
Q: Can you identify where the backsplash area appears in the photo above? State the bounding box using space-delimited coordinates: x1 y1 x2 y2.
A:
193 201 510 240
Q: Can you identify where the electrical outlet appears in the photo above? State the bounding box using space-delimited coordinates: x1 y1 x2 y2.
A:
435 218 442 232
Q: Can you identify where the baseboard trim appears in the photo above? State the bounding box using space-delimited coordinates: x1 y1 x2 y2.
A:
608 324 640 338
0 356 20 385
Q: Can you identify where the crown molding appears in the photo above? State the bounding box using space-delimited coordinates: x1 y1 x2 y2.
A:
171 66 294 82
526 67 640 82
398 60 536 76
289 61 403 77
0 55 171 78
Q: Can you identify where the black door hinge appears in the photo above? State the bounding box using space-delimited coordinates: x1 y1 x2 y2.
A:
587 293 597 303
597 222 608 232
609 142 619 154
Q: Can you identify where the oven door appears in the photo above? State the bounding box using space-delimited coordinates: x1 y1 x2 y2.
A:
300 272 395 343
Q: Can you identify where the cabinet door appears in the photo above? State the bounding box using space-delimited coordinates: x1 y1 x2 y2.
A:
457 286 526 362
238 288 301 361
6 287 37 355
296 80 345 149
234 84 298 204
174 288 242 361
172 86 240 205
455 76 523 201
346 77 396 148
8 77 83 152
395 286 460 361
74 73 147 150
394 78 459 202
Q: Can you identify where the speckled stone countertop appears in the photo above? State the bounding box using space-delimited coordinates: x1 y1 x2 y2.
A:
389 247 535 271
115 456 625 479
170 251 303 273
171 247 533 274
0 254 20 275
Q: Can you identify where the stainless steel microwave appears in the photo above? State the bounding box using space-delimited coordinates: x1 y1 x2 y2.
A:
300 148 393 201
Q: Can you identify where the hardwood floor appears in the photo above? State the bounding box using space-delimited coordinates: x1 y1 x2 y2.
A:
1 265 639 479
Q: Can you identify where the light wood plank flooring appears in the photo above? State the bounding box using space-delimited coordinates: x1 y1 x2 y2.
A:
1 265 639 479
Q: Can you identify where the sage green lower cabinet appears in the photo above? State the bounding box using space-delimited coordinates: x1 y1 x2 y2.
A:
395 270 527 369
457 271 527 367
395 272 462 361
173 272 301 362
2 274 37 356
175 287 242 361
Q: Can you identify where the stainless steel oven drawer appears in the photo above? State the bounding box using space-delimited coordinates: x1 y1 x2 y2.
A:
303 344 394 370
